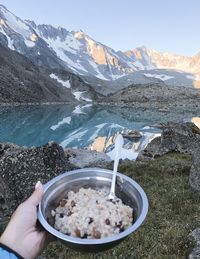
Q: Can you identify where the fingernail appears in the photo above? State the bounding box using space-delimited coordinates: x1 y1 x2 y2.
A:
35 181 41 189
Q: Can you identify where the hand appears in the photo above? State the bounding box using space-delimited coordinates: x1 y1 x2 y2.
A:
0 181 48 259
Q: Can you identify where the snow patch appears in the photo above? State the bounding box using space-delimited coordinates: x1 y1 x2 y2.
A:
41 35 89 73
72 104 92 114
42 34 82 54
73 91 92 102
50 74 71 88
87 60 109 81
0 26 15 50
186 75 195 80
111 74 125 80
60 129 88 147
144 73 174 81
82 104 93 108
142 126 154 130
24 39 35 47
1 7 31 38
50 116 71 130
72 105 86 114
56 49 88 73
107 147 138 161
73 91 83 101
81 96 92 102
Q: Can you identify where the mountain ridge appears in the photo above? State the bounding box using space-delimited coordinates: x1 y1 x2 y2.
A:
1 4 199 83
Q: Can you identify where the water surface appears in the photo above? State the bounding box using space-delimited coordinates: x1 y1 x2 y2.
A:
0 104 199 158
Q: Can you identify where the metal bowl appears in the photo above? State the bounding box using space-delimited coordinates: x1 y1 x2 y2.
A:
38 168 148 252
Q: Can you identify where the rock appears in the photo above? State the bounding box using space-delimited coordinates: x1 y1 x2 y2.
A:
64 148 112 168
122 129 142 140
138 122 200 162
0 141 73 225
189 151 200 191
137 136 162 160
189 228 200 259
0 142 20 158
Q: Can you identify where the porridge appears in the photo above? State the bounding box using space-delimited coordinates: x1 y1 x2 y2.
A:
51 188 134 239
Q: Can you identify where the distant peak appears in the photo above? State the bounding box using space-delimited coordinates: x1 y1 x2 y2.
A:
38 23 67 31
135 46 151 52
74 30 86 39
73 30 98 44
138 45 147 50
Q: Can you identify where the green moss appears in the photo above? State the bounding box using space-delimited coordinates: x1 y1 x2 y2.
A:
42 153 200 258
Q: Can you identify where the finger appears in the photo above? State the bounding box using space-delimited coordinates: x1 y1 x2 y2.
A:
26 181 44 206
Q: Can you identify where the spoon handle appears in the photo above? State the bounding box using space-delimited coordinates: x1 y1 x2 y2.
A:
109 134 124 198
110 148 120 197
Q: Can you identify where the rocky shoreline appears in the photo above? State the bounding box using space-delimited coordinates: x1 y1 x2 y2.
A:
0 102 72 107
1 83 200 112
0 122 200 258
103 83 200 110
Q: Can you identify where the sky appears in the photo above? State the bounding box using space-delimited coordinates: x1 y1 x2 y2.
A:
0 0 199 56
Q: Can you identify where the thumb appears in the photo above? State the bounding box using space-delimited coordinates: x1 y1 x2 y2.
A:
26 181 44 206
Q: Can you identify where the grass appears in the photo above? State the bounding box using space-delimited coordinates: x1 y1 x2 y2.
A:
42 153 200 258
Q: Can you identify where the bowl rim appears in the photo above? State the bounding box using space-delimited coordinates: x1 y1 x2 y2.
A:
38 167 148 245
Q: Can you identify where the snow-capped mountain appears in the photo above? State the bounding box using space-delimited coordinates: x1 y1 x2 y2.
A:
0 4 199 85
125 46 200 75
0 4 140 80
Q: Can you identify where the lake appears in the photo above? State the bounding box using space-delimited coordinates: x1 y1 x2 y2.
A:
0 104 200 159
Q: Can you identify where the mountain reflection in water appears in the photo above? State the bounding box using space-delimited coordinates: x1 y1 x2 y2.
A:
0 104 200 160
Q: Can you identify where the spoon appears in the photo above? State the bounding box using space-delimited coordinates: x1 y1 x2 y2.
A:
108 134 124 201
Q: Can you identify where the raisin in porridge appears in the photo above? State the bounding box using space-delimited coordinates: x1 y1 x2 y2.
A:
51 188 134 239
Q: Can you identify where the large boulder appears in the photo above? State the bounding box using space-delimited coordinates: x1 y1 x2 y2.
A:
64 148 111 168
0 142 72 224
138 122 200 191
138 122 200 159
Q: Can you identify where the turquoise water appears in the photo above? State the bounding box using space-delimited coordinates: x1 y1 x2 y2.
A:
0 104 199 148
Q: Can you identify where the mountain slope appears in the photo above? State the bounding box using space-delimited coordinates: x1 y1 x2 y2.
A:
0 43 75 103
34 27 140 80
